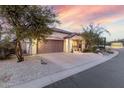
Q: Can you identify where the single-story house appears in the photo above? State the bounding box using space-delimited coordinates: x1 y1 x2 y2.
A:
21 28 85 55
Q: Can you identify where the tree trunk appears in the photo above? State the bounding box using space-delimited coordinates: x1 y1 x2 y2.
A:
15 40 24 62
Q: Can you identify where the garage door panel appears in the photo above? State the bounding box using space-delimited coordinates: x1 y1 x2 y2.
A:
38 40 64 53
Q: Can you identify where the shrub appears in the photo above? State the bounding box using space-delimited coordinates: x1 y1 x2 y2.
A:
106 48 114 54
0 41 15 60
83 46 97 53
0 48 10 59
83 48 92 52
91 46 97 53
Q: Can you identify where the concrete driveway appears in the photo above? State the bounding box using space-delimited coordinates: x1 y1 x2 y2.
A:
41 53 106 69
0 51 118 88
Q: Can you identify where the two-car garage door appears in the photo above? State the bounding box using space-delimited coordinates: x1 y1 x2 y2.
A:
37 40 64 53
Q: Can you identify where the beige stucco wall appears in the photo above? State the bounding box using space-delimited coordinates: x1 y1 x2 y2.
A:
64 39 68 52
31 39 37 55
81 38 85 51
69 39 73 52
111 42 123 48
64 39 73 53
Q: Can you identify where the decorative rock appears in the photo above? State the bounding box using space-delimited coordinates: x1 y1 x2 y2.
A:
41 61 47 65
41 58 47 65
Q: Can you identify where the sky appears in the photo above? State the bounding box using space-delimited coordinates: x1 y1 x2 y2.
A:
53 5 124 41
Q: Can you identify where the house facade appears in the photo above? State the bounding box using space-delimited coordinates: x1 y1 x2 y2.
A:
22 28 85 55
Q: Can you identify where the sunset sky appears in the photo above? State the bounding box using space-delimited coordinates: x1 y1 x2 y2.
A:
53 5 124 41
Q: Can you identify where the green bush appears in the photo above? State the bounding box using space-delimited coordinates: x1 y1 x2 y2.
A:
91 46 97 53
106 48 114 54
83 48 91 52
0 41 15 60
83 46 97 53
0 48 10 59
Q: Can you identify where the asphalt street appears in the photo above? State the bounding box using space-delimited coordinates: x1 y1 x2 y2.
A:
45 49 124 88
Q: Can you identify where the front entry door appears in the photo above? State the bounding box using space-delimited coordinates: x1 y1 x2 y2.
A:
72 40 82 52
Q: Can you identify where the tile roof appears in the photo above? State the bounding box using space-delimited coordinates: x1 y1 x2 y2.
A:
52 28 73 34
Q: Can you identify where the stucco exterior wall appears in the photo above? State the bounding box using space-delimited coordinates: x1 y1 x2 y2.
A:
111 42 123 48
31 39 37 55
64 39 68 52
63 39 73 53
81 38 85 51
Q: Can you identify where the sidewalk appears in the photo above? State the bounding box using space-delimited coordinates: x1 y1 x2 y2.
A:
0 51 118 88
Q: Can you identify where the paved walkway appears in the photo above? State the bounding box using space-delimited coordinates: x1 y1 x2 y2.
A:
45 49 124 88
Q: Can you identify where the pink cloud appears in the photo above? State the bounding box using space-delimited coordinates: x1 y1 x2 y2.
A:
53 5 124 42
53 5 124 32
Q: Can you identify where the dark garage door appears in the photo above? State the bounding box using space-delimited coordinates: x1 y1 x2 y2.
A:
37 40 64 53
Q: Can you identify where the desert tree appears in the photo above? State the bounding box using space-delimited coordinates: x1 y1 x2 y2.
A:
81 23 110 51
0 5 59 62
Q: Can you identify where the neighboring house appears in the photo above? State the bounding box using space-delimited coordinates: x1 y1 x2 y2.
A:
111 42 123 48
22 28 85 55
